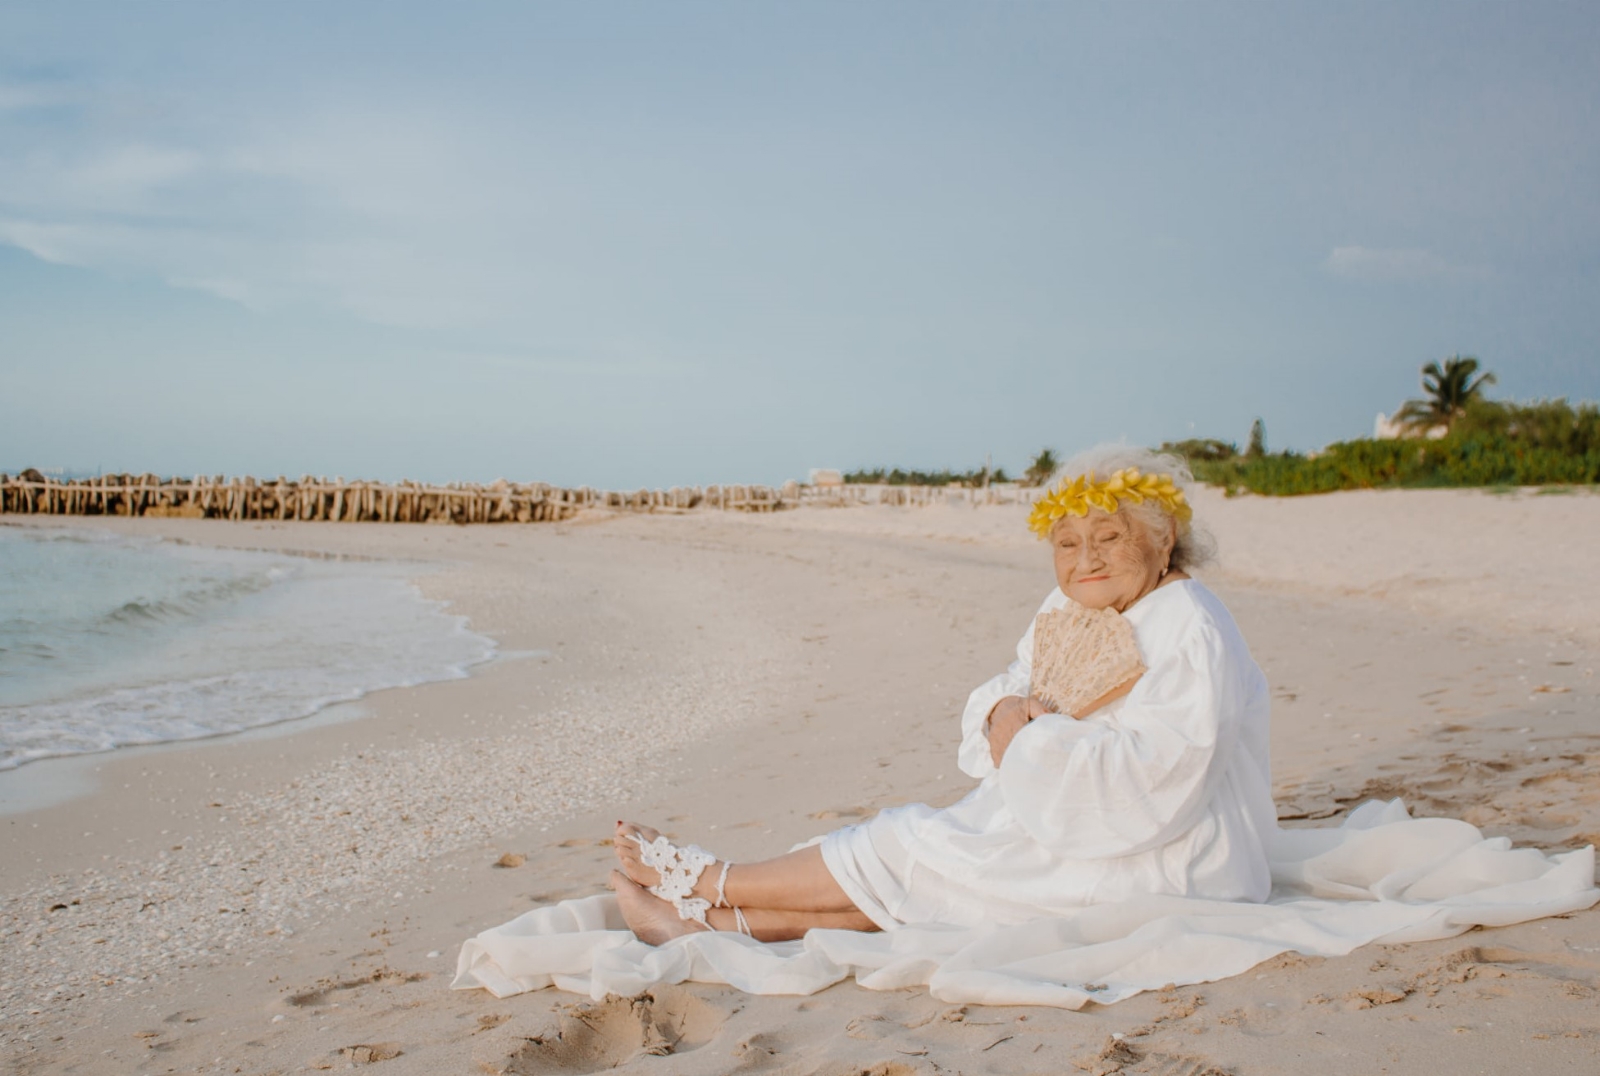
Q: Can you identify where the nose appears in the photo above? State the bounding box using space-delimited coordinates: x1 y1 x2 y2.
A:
1075 537 1105 573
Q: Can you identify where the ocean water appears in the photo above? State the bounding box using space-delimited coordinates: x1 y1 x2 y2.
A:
0 527 495 770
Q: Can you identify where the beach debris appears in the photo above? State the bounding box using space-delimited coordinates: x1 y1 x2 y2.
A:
494 853 527 869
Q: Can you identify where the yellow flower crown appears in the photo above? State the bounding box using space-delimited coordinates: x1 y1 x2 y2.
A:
1027 468 1193 538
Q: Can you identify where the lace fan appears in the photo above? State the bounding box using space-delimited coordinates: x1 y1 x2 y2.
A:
1030 601 1146 717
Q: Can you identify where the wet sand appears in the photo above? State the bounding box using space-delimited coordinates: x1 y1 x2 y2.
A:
2 486 1597 1075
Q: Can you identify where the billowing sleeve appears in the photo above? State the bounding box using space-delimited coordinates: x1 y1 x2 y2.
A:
995 616 1235 859
957 591 1060 779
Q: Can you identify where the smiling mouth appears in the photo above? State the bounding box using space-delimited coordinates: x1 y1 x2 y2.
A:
1076 575 1111 583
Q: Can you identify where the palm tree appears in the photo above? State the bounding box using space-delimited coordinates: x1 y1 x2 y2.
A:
1023 448 1059 487
1396 356 1496 433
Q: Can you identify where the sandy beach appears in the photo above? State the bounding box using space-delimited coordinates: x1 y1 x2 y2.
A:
3 486 1598 1076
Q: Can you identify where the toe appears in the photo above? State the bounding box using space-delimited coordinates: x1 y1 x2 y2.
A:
612 830 655 886
623 821 661 844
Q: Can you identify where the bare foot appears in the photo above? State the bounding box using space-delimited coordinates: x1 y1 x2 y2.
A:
613 821 724 902
609 871 707 946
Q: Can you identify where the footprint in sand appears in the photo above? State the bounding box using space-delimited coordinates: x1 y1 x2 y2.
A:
1073 1036 1233 1076
808 1064 921 1076
338 1042 403 1064
1343 985 1410 1010
286 968 428 1008
507 988 721 1073
732 1031 783 1066
1423 945 1599 991
1517 811 1580 830
809 806 870 822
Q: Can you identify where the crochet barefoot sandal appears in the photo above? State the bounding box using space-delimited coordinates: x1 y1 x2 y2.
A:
627 832 752 937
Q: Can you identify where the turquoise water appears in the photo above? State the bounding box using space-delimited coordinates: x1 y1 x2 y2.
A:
0 526 494 769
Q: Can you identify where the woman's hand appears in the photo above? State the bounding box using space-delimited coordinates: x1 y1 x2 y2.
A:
986 695 1052 768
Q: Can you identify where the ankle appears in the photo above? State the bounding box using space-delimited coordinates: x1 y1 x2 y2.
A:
706 906 755 938
710 860 733 908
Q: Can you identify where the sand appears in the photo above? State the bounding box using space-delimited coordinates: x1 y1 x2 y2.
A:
1 485 1597 1075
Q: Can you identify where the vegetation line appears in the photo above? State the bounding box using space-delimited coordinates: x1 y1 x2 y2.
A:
1162 358 1599 495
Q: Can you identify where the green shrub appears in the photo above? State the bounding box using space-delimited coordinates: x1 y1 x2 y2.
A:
1158 438 1238 462
1184 399 1600 495
844 465 1010 487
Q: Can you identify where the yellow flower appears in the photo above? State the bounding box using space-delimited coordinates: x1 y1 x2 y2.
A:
1026 468 1192 537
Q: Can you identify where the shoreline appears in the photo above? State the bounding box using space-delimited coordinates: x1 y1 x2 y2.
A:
0 523 497 790
3 493 1598 1075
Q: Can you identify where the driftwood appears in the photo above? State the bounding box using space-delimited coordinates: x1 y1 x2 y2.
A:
0 469 1027 524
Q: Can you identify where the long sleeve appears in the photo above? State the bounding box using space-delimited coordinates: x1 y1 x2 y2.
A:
958 664 1027 779
995 615 1236 860
957 589 1066 779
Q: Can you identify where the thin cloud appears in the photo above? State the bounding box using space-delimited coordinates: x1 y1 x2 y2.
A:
0 94 585 332
65 145 204 197
443 351 706 379
0 81 77 113
1323 245 1489 281
0 217 284 308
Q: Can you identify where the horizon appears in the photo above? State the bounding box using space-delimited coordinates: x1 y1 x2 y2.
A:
3 3 1598 488
4 371 1587 486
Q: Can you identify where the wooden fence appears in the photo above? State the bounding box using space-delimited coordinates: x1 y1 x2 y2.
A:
0 471 1027 524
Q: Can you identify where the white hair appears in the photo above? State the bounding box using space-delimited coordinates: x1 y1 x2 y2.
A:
1045 443 1216 571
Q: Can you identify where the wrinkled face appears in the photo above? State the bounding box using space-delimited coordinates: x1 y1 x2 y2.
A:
1050 509 1171 612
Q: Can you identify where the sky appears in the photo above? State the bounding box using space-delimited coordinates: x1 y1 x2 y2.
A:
1 2 1597 488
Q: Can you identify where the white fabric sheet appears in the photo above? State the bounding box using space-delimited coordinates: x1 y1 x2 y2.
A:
453 800 1597 1007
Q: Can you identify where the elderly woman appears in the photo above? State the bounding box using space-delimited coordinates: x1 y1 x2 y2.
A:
609 446 1277 944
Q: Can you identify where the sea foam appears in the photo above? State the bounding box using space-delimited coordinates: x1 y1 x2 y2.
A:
0 527 494 769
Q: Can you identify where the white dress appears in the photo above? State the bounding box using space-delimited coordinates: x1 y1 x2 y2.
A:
820 579 1278 930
